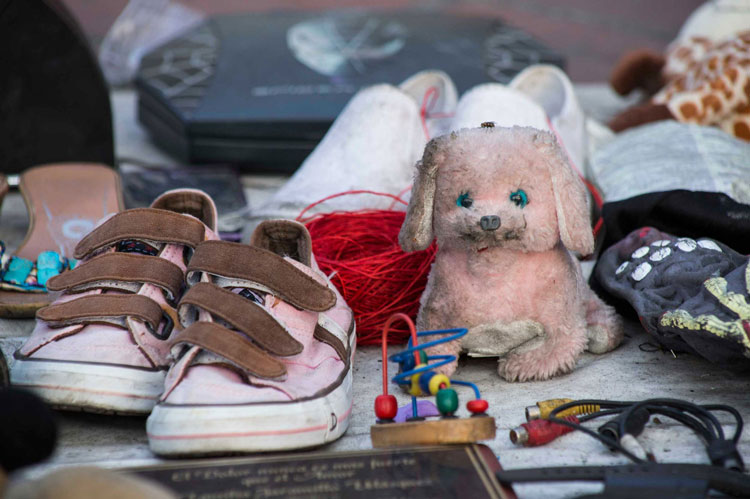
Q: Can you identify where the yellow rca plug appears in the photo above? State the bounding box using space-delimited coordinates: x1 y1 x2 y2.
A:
525 398 600 421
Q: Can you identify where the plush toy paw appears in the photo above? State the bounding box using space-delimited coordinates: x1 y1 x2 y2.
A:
498 332 587 382
463 320 545 358
585 296 625 354
587 324 615 354
499 349 575 382
586 320 625 354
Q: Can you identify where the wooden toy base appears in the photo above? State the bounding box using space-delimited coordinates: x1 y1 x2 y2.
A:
370 415 496 448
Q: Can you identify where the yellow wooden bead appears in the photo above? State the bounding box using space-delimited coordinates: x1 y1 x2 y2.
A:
409 364 428 396
428 373 450 395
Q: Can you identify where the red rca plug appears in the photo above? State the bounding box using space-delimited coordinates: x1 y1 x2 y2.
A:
509 415 579 446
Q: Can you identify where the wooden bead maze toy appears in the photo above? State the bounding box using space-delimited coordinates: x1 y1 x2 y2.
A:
371 313 496 448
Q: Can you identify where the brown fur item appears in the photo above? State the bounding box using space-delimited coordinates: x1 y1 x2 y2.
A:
609 31 750 140
610 49 666 96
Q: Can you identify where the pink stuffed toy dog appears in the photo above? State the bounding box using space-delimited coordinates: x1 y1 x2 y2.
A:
399 125 623 381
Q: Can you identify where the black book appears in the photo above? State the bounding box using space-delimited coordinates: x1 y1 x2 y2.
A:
136 9 563 172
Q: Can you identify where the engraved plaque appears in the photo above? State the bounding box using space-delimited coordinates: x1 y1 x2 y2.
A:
128 444 515 498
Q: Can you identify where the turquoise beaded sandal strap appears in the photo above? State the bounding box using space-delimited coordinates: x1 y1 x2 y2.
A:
0 242 73 293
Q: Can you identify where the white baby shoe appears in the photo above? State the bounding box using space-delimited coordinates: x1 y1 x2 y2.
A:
450 83 549 131
252 70 457 221
451 65 588 174
509 64 587 171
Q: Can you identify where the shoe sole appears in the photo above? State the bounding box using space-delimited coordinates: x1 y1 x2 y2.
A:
10 358 165 415
146 330 356 456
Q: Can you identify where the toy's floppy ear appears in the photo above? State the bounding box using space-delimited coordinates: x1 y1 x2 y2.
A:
536 133 594 256
399 137 443 252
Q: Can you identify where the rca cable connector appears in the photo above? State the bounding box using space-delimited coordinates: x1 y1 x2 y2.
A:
525 398 600 421
619 433 649 461
510 415 580 446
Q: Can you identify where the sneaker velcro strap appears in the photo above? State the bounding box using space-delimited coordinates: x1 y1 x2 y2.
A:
46 253 185 301
186 241 336 312
314 321 348 363
170 321 286 378
178 282 304 356
37 294 163 330
74 208 205 259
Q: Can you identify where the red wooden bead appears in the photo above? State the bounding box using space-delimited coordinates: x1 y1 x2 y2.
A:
375 394 398 420
467 399 489 414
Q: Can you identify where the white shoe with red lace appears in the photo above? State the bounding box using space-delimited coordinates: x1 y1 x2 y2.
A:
252 70 457 222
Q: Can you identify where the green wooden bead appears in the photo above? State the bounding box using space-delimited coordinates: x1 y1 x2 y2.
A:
418 350 428 364
436 388 459 415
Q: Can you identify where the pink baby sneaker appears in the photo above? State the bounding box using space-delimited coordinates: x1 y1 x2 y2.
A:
11 189 220 414
146 220 355 456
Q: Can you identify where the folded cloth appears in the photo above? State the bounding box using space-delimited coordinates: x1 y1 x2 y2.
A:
598 189 750 256
592 227 750 367
589 121 750 205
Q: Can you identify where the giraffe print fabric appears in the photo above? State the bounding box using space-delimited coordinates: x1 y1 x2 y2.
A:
653 31 750 141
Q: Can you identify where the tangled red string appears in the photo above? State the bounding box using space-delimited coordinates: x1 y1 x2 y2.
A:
292 85 451 345
303 208 436 345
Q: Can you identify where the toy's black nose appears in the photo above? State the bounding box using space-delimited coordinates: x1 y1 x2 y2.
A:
480 215 500 231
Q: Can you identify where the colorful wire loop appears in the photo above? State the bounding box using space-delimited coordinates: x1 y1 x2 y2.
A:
376 313 487 421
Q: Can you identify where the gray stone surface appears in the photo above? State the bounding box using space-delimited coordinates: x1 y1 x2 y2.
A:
8 326 749 498
3 88 749 498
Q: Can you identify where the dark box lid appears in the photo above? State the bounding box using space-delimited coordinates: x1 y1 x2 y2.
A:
136 9 564 170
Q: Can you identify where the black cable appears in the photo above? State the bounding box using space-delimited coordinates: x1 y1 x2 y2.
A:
496 464 750 498
702 404 743 443
548 399 646 462
664 404 720 440
619 399 725 442
648 407 713 442
685 406 721 440
547 404 646 463
546 415 645 463
545 398 744 469
578 409 621 423
681 403 725 440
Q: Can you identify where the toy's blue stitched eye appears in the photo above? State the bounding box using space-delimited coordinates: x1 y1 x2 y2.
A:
510 189 528 208
456 192 473 208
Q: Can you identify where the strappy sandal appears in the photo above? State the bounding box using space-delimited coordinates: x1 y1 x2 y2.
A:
0 164 123 317
10 189 219 414
147 220 355 455
0 348 7 387
0 174 8 209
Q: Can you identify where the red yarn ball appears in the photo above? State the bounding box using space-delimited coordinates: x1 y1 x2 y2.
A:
305 209 437 345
